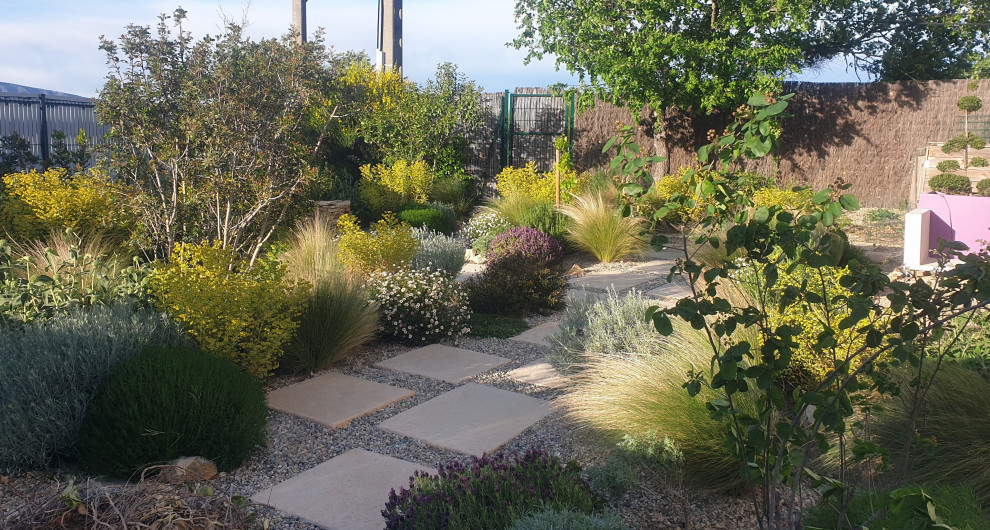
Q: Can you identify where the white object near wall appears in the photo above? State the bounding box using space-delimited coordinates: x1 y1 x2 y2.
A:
904 208 935 269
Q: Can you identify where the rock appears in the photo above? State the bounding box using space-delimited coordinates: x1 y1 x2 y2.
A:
159 456 218 483
566 264 585 277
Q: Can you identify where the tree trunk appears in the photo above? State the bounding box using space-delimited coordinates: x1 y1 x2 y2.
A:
648 106 673 176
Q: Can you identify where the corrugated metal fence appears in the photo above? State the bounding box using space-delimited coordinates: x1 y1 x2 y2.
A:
0 94 105 161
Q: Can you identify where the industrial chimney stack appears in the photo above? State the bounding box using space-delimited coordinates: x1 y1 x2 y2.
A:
377 0 402 74
292 0 307 44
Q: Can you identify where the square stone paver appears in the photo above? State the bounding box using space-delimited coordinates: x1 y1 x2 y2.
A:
379 383 552 456
571 271 655 291
507 358 568 389
645 280 692 300
267 372 413 428
375 344 509 384
251 449 433 530
509 321 560 346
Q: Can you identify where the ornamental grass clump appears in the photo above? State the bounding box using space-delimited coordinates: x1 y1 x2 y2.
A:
366 266 471 344
560 192 647 263
382 447 599 529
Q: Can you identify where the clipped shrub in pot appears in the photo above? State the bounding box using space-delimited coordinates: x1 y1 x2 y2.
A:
928 173 972 194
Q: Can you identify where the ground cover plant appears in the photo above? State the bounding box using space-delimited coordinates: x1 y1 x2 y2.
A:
0 303 186 471
382 447 600 529
366 266 471 345
507 507 627 530
78 345 267 478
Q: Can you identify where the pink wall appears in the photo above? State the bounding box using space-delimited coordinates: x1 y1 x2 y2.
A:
918 193 990 255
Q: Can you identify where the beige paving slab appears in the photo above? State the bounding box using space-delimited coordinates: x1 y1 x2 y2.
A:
509 320 560 346
507 358 569 389
375 344 509 384
251 449 433 530
570 271 655 291
267 372 414 428
379 383 552 456
631 259 677 274
645 280 692 300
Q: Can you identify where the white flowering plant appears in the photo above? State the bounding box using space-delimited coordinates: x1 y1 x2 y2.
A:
459 208 512 244
366 267 471 345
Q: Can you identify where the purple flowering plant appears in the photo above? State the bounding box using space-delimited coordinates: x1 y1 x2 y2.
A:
382 447 599 529
486 226 563 266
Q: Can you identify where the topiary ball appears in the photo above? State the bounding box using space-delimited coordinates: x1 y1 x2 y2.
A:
928 173 973 195
936 160 961 172
972 157 989 168
977 179 990 197
78 346 267 479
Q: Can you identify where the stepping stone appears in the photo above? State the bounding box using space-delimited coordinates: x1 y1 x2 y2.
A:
571 271 655 291
645 280 692 300
379 383 552 456
251 449 433 530
631 259 677 274
456 261 485 282
509 321 560 346
267 372 414 428
507 358 568 389
375 344 509 384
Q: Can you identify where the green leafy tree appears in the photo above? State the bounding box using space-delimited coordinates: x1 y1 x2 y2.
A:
0 132 38 176
97 9 334 262
609 94 990 528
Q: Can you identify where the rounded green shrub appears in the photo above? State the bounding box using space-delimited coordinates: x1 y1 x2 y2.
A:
398 206 455 233
928 173 972 194
519 201 569 242
972 156 989 168
0 303 186 471
977 179 990 197
77 346 267 479
466 252 567 316
958 95 983 113
937 159 961 172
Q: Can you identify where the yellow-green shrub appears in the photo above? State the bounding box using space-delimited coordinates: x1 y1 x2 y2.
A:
337 212 418 276
0 168 134 242
496 162 556 203
149 241 300 378
360 159 435 203
640 166 711 222
751 186 814 212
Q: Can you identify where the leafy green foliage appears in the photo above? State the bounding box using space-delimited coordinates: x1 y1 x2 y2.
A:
0 132 38 176
149 241 300 377
0 303 186 471
867 208 899 222
336 213 419 276
97 9 329 261
78 345 267 478
958 95 983 113
936 159 961 172
928 173 972 194
360 159 436 204
971 156 989 168
367 267 471 345
410 227 465 277
428 176 475 217
0 231 152 326
977 179 990 197
398 206 453 233
519 201 569 242
383 448 600 529
804 484 990 530
942 132 986 153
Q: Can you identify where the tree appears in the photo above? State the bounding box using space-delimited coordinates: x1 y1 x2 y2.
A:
513 0 840 169
97 9 334 262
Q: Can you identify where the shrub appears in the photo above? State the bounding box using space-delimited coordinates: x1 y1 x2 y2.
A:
465 252 567 316
508 507 627 530
337 212 419 276
77 345 267 478
751 186 815 211
548 289 668 372
366 266 471 344
360 159 435 203
958 95 984 113
496 162 556 203
471 232 498 257
561 192 647 263
0 230 152 326
459 208 512 245
398 206 447 232
0 303 186 470
0 168 134 244
803 484 990 530
972 156 989 167
410 227 466 277
936 159 961 172
977 179 990 197
942 132 986 153
641 172 693 221
487 226 564 265
424 201 459 234
355 179 403 223
519 201 569 242
383 447 599 529
149 241 300 378
428 176 474 217
928 172 972 194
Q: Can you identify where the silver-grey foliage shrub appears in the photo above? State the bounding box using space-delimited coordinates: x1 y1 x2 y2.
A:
0 302 186 471
507 507 628 530
410 227 466 277
548 289 662 372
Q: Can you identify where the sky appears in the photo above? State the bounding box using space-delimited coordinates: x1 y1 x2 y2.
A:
0 0 863 98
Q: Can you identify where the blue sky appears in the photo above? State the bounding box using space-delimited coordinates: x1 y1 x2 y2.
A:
0 0 862 97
